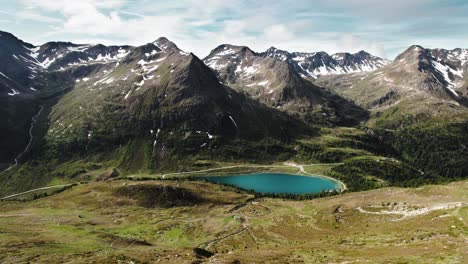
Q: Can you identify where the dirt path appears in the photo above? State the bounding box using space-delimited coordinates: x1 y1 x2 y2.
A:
161 162 344 178
162 164 288 178
201 227 247 249
0 184 72 200
284 162 306 173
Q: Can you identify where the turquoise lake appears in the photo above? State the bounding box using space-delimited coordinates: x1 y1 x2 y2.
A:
197 173 341 195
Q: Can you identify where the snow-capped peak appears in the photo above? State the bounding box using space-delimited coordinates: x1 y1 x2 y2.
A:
260 48 389 78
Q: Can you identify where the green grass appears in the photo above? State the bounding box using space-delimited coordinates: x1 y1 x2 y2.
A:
47 177 68 186
165 227 184 240
0 179 466 263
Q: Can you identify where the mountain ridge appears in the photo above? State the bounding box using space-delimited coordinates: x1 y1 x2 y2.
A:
203 44 370 125
317 44 468 111
204 44 390 79
0 31 314 172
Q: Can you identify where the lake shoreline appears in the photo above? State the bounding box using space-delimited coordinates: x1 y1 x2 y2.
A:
196 172 345 197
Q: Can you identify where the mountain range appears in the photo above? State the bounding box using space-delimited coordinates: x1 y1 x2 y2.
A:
0 30 467 196
316 45 468 125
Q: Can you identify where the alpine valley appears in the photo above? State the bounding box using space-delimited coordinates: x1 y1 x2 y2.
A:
0 30 467 263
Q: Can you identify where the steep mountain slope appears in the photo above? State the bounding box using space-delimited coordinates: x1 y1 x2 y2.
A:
315 45 468 180
0 34 316 195
203 44 368 125
0 31 47 95
0 31 48 168
0 35 312 193
45 39 307 162
0 31 134 168
261 47 389 78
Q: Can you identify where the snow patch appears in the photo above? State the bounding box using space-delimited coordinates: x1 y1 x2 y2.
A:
7 89 20 96
39 57 56 68
124 90 132 99
0 71 12 80
246 80 270 87
216 48 236 56
242 65 259 75
135 80 145 87
432 60 459 97
103 77 114 84
156 57 167 62
228 115 238 128
145 50 159 57
145 65 159 74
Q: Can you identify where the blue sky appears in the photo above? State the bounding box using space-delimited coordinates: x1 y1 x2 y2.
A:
1 0 467 59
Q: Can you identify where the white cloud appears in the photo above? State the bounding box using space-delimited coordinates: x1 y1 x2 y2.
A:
14 0 468 59
337 34 386 58
263 25 295 41
16 0 392 57
16 10 62 23
22 0 126 11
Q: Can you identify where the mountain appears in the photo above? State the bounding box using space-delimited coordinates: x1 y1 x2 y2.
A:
0 32 311 188
203 44 369 125
44 39 308 165
260 47 390 78
317 45 468 113
0 31 47 95
1 30 466 197
34 42 133 71
0 31 48 168
315 45 468 180
0 30 137 169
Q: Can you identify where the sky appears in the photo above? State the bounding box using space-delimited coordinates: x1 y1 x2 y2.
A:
0 0 467 59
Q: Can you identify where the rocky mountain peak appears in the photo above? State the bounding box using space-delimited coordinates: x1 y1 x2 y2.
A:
394 45 425 61
210 44 255 56
356 50 371 56
153 37 181 53
391 45 466 97
0 30 25 43
266 46 279 52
